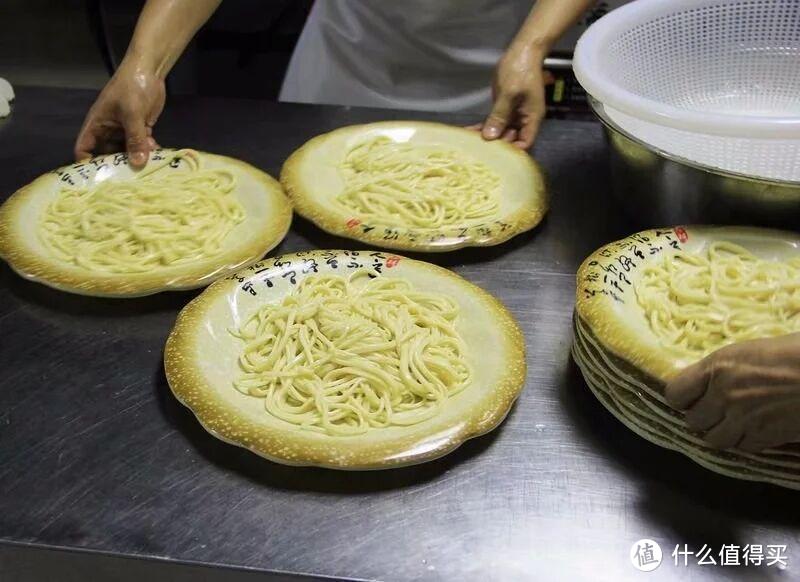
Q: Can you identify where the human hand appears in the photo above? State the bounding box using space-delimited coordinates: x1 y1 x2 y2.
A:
74 60 165 168
665 333 800 452
474 43 549 150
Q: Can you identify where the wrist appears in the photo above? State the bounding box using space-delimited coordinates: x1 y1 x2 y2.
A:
509 34 552 62
120 49 165 80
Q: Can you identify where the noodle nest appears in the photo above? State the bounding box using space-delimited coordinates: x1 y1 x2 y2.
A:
336 136 500 230
38 149 245 274
231 270 473 435
636 241 800 360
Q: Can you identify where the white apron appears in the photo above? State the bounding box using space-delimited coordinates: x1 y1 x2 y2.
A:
279 0 534 114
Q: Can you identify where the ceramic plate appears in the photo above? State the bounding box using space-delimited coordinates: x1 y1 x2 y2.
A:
572 324 800 489
575 226 800 382
573 316 800 462
0 149 292 297
572 340 800 490
164 250 526 469
280 121 547 252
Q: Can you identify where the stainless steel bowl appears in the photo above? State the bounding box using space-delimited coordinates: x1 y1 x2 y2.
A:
590 98 800 229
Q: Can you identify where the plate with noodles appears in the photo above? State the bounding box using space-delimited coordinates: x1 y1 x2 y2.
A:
280 121 547 252
0 149 292 297
164 250 526 469
576 226 800 382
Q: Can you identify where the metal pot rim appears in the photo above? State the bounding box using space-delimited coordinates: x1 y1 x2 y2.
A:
588 97 800 188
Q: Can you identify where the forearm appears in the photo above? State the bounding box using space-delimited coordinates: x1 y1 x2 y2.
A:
123 0 222 78
513 0 596 56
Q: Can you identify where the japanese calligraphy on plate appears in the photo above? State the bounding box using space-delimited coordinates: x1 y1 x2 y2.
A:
576 226 800 381
280 121 547 252
164 250 526 469
0 149 291 297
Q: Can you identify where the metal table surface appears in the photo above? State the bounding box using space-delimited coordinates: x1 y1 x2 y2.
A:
1 87 799 582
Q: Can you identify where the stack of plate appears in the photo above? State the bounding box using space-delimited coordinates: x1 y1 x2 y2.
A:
573 225 800 490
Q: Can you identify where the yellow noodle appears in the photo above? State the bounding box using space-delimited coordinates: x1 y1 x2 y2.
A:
336 136 500 230
231 270 472 436
635 241 800 360
38 149 245 274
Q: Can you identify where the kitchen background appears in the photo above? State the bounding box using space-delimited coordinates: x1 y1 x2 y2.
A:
1 0 629 114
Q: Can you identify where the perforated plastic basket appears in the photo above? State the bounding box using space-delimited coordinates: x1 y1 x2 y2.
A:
574 0 800 182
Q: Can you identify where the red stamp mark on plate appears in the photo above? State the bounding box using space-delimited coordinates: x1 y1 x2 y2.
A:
674 227 688 243
346 218 361 229
386 256 401 268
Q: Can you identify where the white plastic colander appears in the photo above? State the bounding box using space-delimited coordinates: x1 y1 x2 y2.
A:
573 0 800 182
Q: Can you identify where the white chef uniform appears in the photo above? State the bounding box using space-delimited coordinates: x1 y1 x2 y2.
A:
279 0 534 114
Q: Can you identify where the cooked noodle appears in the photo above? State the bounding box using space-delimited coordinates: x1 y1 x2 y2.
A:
231 270 472 435
336 136 500 230
636 241 800 360
39 149 245 273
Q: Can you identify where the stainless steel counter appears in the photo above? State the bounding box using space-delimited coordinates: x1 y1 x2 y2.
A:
1 87 798 582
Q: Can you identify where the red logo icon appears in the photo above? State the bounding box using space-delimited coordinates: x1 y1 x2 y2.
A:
674 227 688 243
346 218 361 229
386 256 401 268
